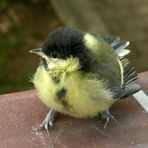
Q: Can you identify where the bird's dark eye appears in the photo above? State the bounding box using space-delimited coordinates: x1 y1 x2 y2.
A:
51 51 59 58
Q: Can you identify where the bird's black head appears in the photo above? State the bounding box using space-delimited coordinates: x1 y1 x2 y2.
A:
30 27 92 72
42 27 91 70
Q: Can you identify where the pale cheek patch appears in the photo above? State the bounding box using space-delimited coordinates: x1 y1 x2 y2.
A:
47 58 68 70
47 57 80 73
84 33 100 52
47 62 55 69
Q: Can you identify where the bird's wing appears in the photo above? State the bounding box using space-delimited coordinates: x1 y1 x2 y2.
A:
96 35 141 99
117 57 141 99
98 35 130 57
96 35 148 113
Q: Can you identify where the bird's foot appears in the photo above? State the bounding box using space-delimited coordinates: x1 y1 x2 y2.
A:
100 109 118 128
35 108 56 135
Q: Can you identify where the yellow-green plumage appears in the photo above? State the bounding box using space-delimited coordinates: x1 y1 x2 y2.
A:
33 59 115 118
84 33 121 85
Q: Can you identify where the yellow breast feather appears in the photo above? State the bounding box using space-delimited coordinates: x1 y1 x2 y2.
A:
33 65 115 118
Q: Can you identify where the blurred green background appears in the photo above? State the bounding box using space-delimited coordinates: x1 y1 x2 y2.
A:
0 0 148 94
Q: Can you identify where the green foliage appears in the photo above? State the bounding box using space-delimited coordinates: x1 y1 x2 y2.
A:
0 0 7 11
0 25 23 52
0 25 31 94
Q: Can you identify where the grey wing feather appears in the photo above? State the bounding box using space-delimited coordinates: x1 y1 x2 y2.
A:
118 57 141 99
97 35 130 57
98 35 120 46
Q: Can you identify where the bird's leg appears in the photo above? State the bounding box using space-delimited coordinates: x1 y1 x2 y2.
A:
35 108 56 134
100 109 118 128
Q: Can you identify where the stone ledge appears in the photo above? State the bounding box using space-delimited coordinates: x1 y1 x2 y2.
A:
0 72 148 148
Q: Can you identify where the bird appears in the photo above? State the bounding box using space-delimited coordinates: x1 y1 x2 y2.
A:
30 27 141 132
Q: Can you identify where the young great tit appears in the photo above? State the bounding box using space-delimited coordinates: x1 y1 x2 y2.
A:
30 27 141 132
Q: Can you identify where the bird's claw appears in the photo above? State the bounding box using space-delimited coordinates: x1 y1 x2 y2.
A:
100 109 118 128
34 109 56 135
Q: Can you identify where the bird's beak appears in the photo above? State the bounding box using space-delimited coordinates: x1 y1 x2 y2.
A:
29 48 42 55
29 48 51 63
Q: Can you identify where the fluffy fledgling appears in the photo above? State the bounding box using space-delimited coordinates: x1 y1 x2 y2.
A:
30 27 141 131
